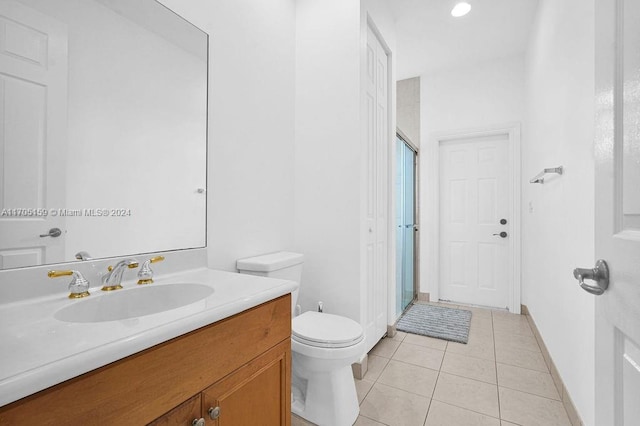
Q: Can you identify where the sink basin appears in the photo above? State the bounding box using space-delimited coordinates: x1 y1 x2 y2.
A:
54 283 214 323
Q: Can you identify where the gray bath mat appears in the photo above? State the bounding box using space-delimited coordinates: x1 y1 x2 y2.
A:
396 304 472 344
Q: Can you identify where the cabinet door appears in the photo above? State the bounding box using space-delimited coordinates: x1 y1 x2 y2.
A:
148 394 202 426
202 340 290 426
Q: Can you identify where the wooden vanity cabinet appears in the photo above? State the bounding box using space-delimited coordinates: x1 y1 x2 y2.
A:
149 341 290 426
0 295 291 426
148 394 202 426
200 340 289 425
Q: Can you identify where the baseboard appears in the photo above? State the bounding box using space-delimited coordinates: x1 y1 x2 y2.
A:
521 304 583 426
351 354 368 380
386 324 397 338
417 292 430 302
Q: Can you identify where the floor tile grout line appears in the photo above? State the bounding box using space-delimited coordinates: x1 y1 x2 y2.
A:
427 399 502 424
494 342 551 373
495 360 555 376
357 380 375 406
437 368 498 386
503 421 526 426
494 360 551 374
429 395 500 420
492 310 503 421
437 369 502 387
359 412 391 426
397 340 448 352
372 379 435 400
424 348 445 425
494 342 545 355
383 356 442 373
421 395 433 426
444 350 496 362
497 384 564 403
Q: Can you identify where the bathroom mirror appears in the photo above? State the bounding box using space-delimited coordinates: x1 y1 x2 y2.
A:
0 0 207 269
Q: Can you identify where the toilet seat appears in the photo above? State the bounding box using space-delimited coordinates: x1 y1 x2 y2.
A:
292 311 364 348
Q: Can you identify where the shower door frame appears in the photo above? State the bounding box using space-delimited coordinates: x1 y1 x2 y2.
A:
396 129 419 315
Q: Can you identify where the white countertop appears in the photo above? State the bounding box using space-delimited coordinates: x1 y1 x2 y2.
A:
0 268 297 407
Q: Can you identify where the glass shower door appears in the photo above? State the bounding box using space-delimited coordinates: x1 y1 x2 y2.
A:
396 135 416 315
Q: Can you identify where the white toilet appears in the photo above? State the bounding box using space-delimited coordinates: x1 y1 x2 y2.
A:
237 252 365 426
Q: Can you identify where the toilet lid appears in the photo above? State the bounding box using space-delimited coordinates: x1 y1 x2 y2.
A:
292 311 364 348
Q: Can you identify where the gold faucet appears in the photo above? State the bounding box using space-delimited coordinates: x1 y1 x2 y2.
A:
48 270 90 299
101 259 139 291
137 256 165 285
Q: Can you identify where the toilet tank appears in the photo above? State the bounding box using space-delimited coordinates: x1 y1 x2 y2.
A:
236 252 303 313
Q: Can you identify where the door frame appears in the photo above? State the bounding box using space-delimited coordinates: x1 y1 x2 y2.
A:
424 123 521 313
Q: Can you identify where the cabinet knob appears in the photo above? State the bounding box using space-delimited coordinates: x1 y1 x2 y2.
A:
192 418 205 426
208 406 221 420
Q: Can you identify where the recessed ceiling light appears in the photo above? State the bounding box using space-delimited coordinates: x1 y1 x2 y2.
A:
451 2 472 17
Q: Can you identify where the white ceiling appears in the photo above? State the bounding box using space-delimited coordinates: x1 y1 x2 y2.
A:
390 0 539 80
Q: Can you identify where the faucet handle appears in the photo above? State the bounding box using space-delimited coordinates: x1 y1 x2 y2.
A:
107 261 139 272
137 256 165 285
48 270 90 299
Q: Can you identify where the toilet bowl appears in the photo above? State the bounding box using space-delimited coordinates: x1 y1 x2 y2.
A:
291 311 364 425
237 252 364 426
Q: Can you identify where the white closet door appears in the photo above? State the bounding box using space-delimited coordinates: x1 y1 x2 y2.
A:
364 25 388 352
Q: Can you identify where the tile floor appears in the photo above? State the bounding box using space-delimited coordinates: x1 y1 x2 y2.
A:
292 303 574 426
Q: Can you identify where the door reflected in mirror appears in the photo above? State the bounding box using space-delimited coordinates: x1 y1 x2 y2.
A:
0 0 208 269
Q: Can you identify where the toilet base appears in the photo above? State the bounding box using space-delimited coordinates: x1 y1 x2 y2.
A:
292 364 359 426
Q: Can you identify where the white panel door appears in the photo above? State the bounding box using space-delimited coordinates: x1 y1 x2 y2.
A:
593 0 640 424
0 1 67 268
439 135 509 308
364 26 388 352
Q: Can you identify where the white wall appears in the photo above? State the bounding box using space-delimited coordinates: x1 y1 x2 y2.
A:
294 0 362 319
419 55 526 297
158 0 297 272
294 0 397 326
523 0 595 424
397 77 420 146
421 55 525 135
